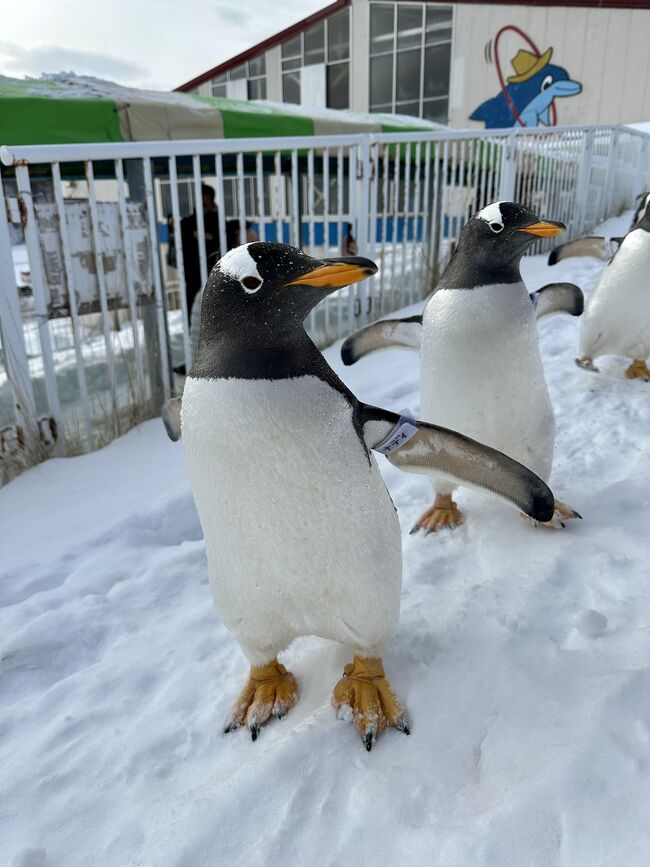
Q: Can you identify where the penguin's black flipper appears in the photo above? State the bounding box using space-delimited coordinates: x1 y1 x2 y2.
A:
360 405 555 524
530 283 584 320
161 396 182 442
547 236 625 265
341 315 423 366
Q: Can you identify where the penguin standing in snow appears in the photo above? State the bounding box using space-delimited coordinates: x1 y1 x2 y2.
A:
577 192 650 380
168 242 554 749
343 202 582 533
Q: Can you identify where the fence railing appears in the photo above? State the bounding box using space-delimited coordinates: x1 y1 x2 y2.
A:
1 123 648 476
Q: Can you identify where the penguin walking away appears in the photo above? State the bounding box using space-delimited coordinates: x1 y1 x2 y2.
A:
164 242 554 750
577 192 650 381
345 202 581 534
341 283 583 365
547 190 649 265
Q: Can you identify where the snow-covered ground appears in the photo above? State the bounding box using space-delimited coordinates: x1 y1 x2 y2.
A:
2 212 650 867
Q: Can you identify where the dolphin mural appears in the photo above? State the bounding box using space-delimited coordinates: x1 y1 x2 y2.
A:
471 47 582 129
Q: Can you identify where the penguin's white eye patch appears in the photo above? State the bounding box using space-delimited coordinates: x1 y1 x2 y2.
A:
477 201 505 229
217 243 263 293
241 276 262 292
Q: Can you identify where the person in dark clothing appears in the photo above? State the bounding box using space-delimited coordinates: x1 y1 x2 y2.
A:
180 184 221 316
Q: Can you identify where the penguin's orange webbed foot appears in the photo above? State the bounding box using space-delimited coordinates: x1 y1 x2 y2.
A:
625 359 650 381
224 659 298 741
410 494 463 534
332 656 409 751
521 498 582 530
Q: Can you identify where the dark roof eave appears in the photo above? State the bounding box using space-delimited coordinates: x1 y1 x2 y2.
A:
175 0 350 92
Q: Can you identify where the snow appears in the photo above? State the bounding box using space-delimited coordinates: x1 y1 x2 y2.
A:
2 210 650 866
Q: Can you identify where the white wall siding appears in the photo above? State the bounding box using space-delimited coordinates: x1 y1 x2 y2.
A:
351 0 370 112
450 4 650 129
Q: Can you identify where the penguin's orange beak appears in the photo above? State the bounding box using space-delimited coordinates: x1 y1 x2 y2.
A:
518 220 565 237
286 257 377 289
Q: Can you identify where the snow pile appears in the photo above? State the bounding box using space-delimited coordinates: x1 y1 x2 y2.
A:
1 212 650 866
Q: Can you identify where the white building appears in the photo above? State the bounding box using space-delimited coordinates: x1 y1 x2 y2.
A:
178 0 650 129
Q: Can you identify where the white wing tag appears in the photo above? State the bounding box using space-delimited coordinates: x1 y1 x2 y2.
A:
374 411 418 455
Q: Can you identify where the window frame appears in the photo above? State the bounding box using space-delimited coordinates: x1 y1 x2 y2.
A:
368 1 453 123
280 7 351 109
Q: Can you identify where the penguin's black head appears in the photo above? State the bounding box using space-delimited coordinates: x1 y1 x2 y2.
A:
201 241 376 329
193 242 377 379
439 202 565 289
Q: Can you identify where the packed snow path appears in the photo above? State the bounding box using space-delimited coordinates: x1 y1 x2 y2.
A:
2 223 650 866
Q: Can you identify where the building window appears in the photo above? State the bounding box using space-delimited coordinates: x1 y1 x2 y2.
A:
212 56 267 102
211 73 227 98
247 54 267 100
304 22 325 66
327 61 349 110
229 63 246 81
369 1 452 123
282 34 302 103
281 8 350 109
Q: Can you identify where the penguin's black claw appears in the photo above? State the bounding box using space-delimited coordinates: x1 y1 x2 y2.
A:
395 718 410 735
223 720 241 734
409 524 420 535
249 722 260 742
363 731 375 752
273 706 287 720
575 357 599 373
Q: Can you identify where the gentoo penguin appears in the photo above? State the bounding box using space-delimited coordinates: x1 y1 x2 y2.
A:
169 242 554 749
547 191 649 265
341 282 583 365
344 202 581 533
577 192 650 380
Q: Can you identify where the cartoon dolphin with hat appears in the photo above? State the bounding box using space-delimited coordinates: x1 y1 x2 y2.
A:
471 47 582 128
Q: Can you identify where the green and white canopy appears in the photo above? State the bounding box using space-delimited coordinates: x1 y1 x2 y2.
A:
0 74 443 146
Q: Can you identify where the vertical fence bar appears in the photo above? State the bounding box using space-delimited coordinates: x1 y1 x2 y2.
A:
51 162 94 448
390 143 401 312
236 152 246 247
322 146 331 337
419 139 432 299
409 141 422 303
214 153 228 255
167 156 192 371
115 158 146 406
379 144 390 315
255 152 267 242
356 137 372 326
336 147 344 335
142 156 171 401
0 169 38 438
367 142 379 320
400 141 412 306
347 145 358 333
428 138 442 280
192 155 208 288
290 149 301 249
14 164 65 452
307 148 316 255
85 160 119 431
273 151 284 243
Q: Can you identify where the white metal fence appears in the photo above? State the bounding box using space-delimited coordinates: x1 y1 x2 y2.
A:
1 123 648 475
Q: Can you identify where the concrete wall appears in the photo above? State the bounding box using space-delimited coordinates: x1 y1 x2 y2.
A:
450 3 650 128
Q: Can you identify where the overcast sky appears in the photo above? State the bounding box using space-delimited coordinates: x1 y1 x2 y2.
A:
0 0 325 91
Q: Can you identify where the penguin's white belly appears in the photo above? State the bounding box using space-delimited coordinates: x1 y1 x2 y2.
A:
181 376 401 658
580 229 650 360
420 283 555 482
